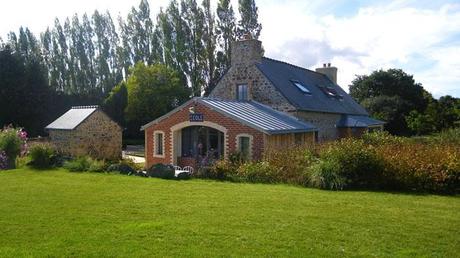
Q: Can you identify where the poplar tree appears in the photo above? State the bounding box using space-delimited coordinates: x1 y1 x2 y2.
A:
237 0 262 39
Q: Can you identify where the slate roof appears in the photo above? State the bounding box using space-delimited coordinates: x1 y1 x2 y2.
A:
141 98 317 134
45 106 98 130
336 115 385 128
256 57 369 115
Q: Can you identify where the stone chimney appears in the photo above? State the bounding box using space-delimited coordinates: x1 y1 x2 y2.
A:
231 34 263 66
315 63 338 84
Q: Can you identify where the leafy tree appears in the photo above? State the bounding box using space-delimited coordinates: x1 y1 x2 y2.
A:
202 0 219 95
237 0 262 39
124 62 190 136
350 69 430 135
0 46 52 136
181 0 206 96
103 82 128 126
360 95 410 135
216 0 236 68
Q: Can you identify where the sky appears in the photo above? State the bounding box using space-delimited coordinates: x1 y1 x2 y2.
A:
0 0 459 98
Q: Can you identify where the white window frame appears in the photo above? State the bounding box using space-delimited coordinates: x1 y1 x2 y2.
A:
153 131 165 158
236 133 253 160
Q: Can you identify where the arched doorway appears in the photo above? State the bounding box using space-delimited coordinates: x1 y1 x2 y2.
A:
171 122 227 168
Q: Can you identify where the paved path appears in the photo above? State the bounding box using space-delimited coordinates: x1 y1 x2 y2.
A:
122 151 145 164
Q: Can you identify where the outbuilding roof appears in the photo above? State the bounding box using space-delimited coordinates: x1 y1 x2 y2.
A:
336 114 385 128
45 106 98 130
256 57 369 115
141 98 317 135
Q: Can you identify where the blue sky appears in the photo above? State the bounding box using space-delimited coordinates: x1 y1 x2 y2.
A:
1 0 459 97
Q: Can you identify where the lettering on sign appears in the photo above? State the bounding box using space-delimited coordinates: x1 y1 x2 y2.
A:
189 113 204 122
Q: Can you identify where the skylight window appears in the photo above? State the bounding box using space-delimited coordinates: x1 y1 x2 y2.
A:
319 86 343 100
291 80 311 94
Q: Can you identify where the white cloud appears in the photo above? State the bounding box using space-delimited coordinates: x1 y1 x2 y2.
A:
259 1 460 97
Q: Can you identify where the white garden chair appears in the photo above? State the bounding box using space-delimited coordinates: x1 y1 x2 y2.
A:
183 166 194 175
173 165 182 171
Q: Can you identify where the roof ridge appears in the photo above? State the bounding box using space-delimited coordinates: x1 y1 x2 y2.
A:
262 57 329 78
71 105 99 109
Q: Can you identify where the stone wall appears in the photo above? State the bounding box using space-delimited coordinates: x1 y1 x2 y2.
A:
293 111 341 142
209 64 296 113
49 110 122 160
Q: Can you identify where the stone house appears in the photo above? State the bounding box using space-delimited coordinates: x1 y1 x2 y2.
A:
209 36 384 141
45 106 122 160
141 37 383 169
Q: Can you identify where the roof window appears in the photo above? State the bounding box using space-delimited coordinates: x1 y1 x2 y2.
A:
320 86 343 100
291 80 311 94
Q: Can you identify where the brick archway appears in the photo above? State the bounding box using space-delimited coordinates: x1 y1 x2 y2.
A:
170 121 228 165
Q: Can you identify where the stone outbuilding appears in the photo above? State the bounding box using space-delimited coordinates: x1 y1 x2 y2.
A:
45 106 122 160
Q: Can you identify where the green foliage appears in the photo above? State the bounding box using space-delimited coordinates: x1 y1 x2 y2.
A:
317 139 386 189
433 128 460 145
103 82 128 126
88 159 107 173
0 128 22 161
124 62 190 136
63 156 93 172
235 161 276 183
361 95 410 135
0 46 52 136
309 160 345 190
237 0 262 39
350 68 459 136
28 143 55 169
63 156 107 173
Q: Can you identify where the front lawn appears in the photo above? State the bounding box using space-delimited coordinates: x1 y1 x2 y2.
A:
0 169 459 257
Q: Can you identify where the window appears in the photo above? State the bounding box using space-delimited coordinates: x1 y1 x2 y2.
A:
319 86 343 99
236 84 248 101
153 131 164 157
291 80 311 94
236 134 252 160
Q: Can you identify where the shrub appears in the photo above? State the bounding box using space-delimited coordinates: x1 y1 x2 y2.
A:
0 127 25 169
431 128 460 145
263 147 317 186
146 163 175 179
317 139 385 189
235 161 276 183
63 156 93 172
0 151 8 170
309 160 345 190
207 159 239 180
376 142 460 193
88 159 107 173
28 143 55 169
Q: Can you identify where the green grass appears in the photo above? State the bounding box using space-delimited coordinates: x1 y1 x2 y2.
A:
0 169 459 257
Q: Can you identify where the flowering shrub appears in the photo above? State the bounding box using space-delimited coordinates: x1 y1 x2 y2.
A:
0 126 28 169
0 151 8 170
